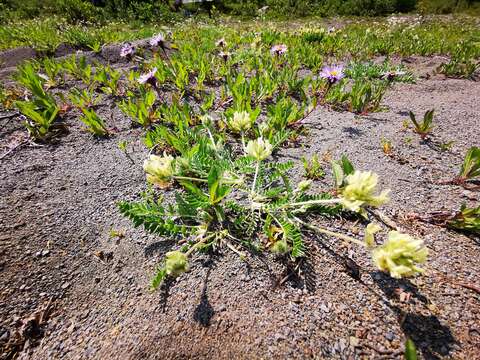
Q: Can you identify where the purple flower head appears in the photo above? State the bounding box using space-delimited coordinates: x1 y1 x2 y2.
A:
138 67 158 86
215 38 227 48
218 51 230 62
120 43 135 59
150 33 165 48
319 65 344 84
381 70 406 81
270 44 288 56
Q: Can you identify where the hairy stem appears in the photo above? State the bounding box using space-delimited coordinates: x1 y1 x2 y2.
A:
280 198 342 209
173 176 208 183
185 233 215 257
251 161 260 194
293 216 366 247
241 132 246 152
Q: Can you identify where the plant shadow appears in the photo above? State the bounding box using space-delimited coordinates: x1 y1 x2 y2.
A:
400 310 456 359
193 260 215 327
372 271 429 304
342 126 364 138
372 272 457 359
144 239 177 258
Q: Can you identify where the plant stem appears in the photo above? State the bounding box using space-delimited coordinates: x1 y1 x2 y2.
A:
185 233 215 257
241 132 246 152
251 161 260 194
225 240 247 258
173 176 208 183
206 127 217 151
293 216 366 247
280 198 342 209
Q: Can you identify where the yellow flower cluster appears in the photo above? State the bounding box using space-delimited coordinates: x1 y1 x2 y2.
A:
229 111 252 133
372 231 428 279
165 251 189 277
341 171 390 212
246 138 272 161
143 154 174 187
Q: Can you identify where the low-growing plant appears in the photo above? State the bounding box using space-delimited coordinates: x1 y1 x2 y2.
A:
346 61 413 83
441 44 479 80
453 146 480 185
69 88 101 109
37 57 64 88
94 65 122 96
405 338 418 360
438 140 454 152
79 108 109 136
120 128 428 289
14 62 61 140
62 55 93 84
0 84 21 110
16 100 60 141
331 155 355 190
409 109 434 140
448 204 480 234
381 137 393 155
119 89 159 128
168 59 189 98
302 154 325 180
329 79 388 114
412 204 480 235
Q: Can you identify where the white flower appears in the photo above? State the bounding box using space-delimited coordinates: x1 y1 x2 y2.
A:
270 44 288 56
165 251 189 277
215 38 227 48
218 51 230 62
120 43 135 58
246 138 272 161
297 180 312 192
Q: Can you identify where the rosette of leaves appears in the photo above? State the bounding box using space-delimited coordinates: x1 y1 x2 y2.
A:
119 124 343 289
120 122 426 289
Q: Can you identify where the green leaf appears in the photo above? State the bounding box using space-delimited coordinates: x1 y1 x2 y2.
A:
459 146 480 180
404 339 417 360
341 155 354 176
332 161 343 189
447 204 480 234
150 267 167 290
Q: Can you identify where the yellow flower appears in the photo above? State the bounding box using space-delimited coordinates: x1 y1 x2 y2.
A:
143 154 174 187
364 222 382 247
246 137 272 161
341 171 390 212
372 231 428 279
229 111 252 133
165 251 189 277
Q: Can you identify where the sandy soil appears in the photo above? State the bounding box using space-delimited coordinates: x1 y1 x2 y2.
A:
0 46 479 360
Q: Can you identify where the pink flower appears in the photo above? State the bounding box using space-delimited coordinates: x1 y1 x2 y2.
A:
138 68 157 85
150 33 165 48
218 51 230 62
270 44 288 56
215 38 227 48
319 65 344 84
120 43 135 58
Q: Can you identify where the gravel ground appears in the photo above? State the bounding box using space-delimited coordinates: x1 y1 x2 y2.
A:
0 49 479 360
